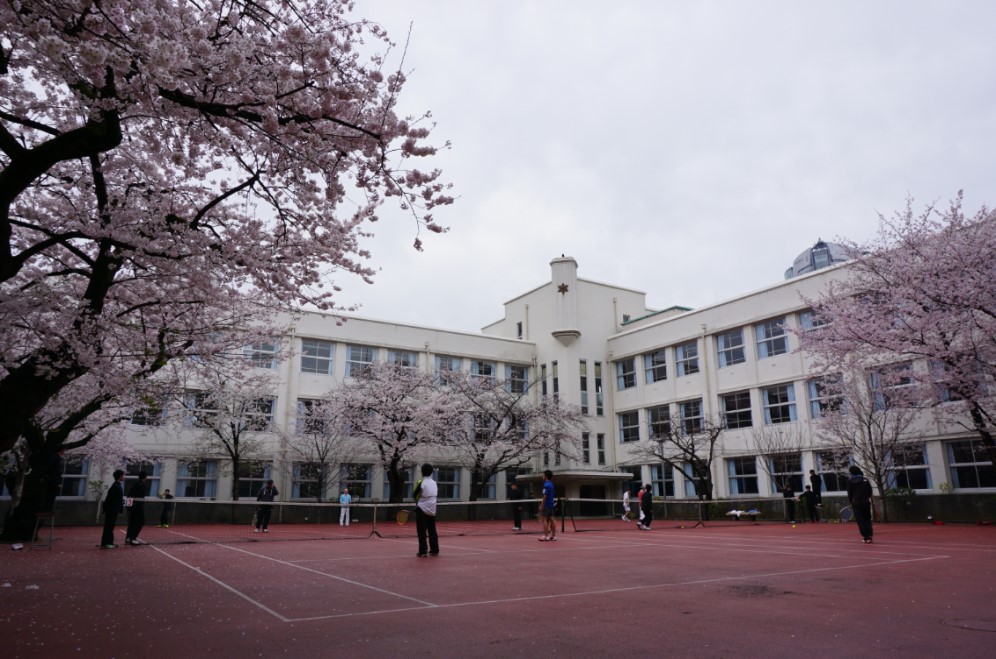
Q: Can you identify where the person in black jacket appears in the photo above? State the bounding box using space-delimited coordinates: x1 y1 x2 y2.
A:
255 479 278 533
809 469 823 505
509 481 524 531
637 484 654 530
125 471 148 545
100 470 126 549
846 465 874 543
799 485 819 523
782 483 796 523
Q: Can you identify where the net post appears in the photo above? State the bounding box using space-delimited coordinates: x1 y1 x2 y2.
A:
371 502 380 537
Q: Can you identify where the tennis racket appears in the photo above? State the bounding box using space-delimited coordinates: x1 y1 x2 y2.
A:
839 506 853 523
624 510 637 520
396 508 415 525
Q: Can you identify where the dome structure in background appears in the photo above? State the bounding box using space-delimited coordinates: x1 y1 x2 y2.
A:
784 239 851 279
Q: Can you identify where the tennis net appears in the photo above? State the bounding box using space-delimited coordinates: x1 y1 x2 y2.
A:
113 498 548 545
565 496 844 531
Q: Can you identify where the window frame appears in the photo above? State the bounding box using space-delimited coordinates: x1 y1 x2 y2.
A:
300 338 334 375
716 328 746 368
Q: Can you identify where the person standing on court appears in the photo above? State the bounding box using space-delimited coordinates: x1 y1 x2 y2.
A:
809 469 823 505
100 469 126 549
509 481 524 530
255 479 278 533
339 487 352 526
539 469 556 541
799 485 819 523
125 470 148 545
413 463 439 556
781 482 796 523
159 488 174 527
637 484 654 530
846 465 875 543
637 485 646 522
622 488 631 521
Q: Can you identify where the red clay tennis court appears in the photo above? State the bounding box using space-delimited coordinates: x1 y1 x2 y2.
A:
3 520 994 658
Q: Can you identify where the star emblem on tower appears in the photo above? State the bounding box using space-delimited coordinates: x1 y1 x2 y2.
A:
557 283 569 295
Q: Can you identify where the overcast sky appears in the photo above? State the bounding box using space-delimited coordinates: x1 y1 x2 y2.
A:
329 1 996 333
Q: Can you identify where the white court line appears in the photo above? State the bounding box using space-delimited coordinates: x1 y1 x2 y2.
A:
150 545 293 622
286 554 949 622
147 532 955 624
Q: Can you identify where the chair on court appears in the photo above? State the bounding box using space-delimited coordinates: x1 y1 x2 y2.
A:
31 512 56 549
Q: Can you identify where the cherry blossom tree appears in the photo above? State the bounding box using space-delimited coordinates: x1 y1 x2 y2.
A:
281 396 360 502
629 414 725 503
443 372 587 501
0 1 452 469
173 367 280 501
800 193 996 470
806 364 926 522
331 362 458 503
1 372 152 539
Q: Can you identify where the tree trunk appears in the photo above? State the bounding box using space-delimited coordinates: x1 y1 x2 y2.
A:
1 446 54 542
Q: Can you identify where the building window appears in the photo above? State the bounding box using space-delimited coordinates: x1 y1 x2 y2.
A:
388 349 418 368
581 432 591 464
237 462 272 498
727 457 759 495
675 340 699 376
946 440 996 489
579 360 589 415
888 445 932 490
472 360 496 379
870 361 916 410
435 467 460 499
762 383 797 424
755 317 788 359
435 354 462 382
340 463 372 499
646 405 671 439
244 398 275 432
124 461 161 498
516 321 523 339
58 459 89 497
244 341 278 369
382 466 416 501
300 339 334 375
616 357 636 390
721 391 753 429
651 463 674 497
798 309 828 331
541 364 548 398
345 344 376 377
130 402 165 426
768 453 803 492
292 462 326 500
596 433 606 465
643 349 667 384
594 362 604 415
618 410 640 443
185 390 218 428
807 376 842 419
716 328 746 368
551 361 559 401
177 461 218 498
507 365 529 394
814 451 850 493
678 399 703 435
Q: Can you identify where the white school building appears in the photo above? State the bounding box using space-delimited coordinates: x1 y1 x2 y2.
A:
49 245 994 506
